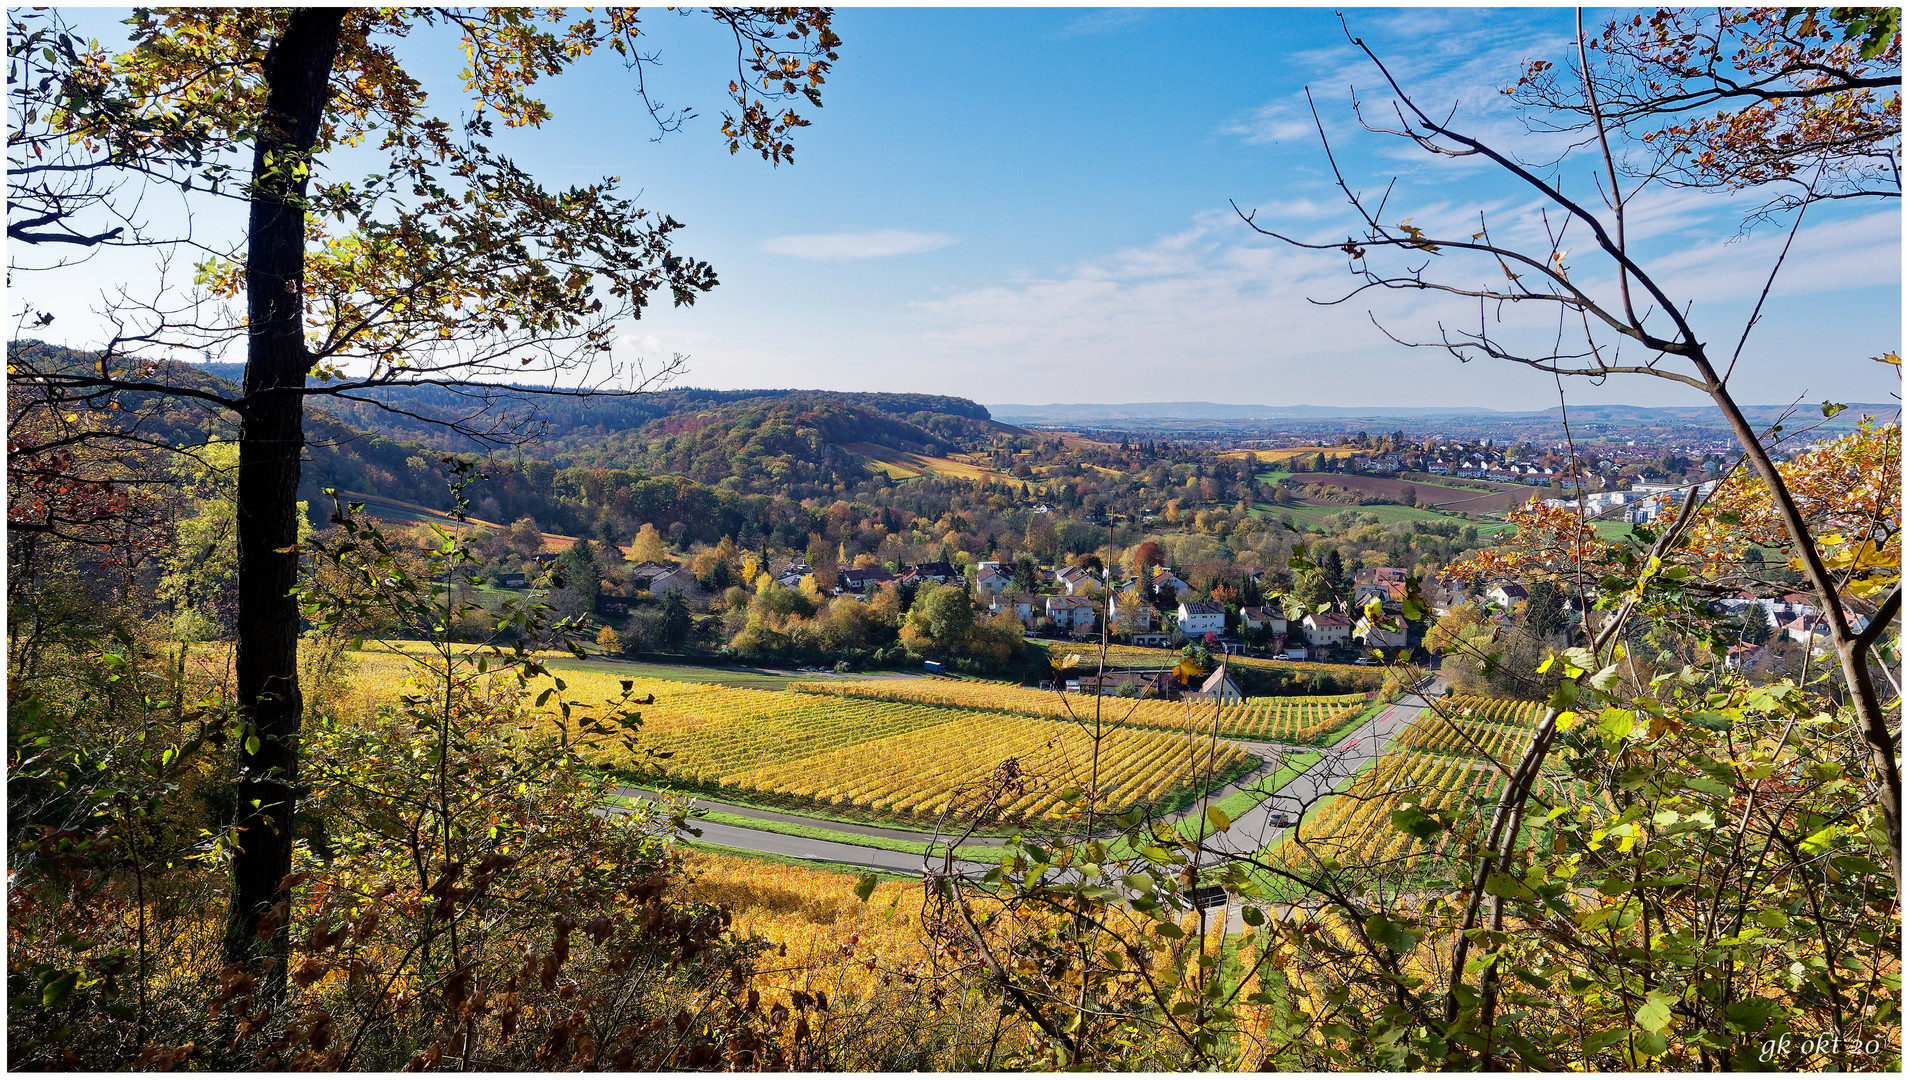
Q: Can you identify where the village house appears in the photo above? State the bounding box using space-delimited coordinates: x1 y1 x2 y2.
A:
1045 595 1098 635
1301 612 1352 652
1150 566 1193 599
989 591 1037 626
1486 583 1528 609
1354 611 1408 659
974 562 1014 596
1185 665 1244 705
1176 600 1226 638
900 561 957 585
645 566 698 597
1056 565 1098 594
838 566 896 593
1239 604 1286 638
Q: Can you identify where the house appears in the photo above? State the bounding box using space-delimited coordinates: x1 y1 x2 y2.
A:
1301 612 1353 649
498 572 528 588
773 560 812 588
1354 580 1394 608
1781 616 1829 644
1177 600 1226 637
646 567 698 596
974 562 1014 596
1486 583 1528 609
1111 597 1157 636
838 566 896 593
989 591 1037 626
1186 665 1244 705
1056 565 1098 594
1130 632 1173 648
1239 605 1286 637
1045 595 1098 634
1354 612 1408 658
1724 643 1764 671
901 561 958 584
1150 566 1192 599
1423 583 1469 616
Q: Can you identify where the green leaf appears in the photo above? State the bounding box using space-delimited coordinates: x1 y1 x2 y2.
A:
41 969 79 1010
1206 805 1232 833
1634 990 1675 1033
1821 400 1847 418
1391 803 1447 840
853 874 878 903
243 734 261 757
1241 905 1265 927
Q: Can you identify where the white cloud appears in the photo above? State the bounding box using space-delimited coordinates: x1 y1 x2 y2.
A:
901 191 1899 409
760 229 958 260
1052 8 1147 38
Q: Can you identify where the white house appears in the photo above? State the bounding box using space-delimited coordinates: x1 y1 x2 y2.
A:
1302 612 1352 648
974 562 1014 596
1354 612 1408 656
1177 600 1226 637
1150 566 1192 598
1045 595 1098 634
1781 616 1829 645
1486 583 1528 609
989 591 1036 626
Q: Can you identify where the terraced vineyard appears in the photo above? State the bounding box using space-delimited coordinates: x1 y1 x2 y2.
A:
792 680 1370 743
343 650 1249 825
1087 644 1376 678
1272 750 1506 872
1266 696 1615 875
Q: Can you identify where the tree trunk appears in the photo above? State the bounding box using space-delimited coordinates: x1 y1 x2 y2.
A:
223 7 344 973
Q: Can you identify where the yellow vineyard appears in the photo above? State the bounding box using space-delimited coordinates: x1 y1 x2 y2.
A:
1084 644 1379 679
1267 697 1613 874
341 650 1248 824
791 680 1368 743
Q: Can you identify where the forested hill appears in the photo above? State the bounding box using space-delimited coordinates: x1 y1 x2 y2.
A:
14 341 1020 548
186 361 994 454
176 362 1007 489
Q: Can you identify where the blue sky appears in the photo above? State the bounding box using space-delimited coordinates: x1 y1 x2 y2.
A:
29 7 1904 412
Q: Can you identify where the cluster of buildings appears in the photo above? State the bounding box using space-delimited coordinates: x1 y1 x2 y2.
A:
1540 481 1720 523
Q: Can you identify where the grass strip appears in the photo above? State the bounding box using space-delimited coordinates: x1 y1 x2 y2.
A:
1175 751 1324 841
688 808 1004 863
677 840 919 881
1288 698 1382 749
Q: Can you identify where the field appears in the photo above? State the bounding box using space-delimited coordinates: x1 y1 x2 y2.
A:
337 488 595 554
341 649 1249 827
1253 501 1470 529
1264 695 1612 875
844 442 1013 485
792 679 1367 743
1082 643 1380 680
1220 446 1360 465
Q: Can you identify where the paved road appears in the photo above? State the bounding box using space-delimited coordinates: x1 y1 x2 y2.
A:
612 680 1441 882
1199 681 1438 863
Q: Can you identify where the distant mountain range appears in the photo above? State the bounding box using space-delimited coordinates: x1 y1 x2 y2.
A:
987 401 1897 425
987 400 1897 438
